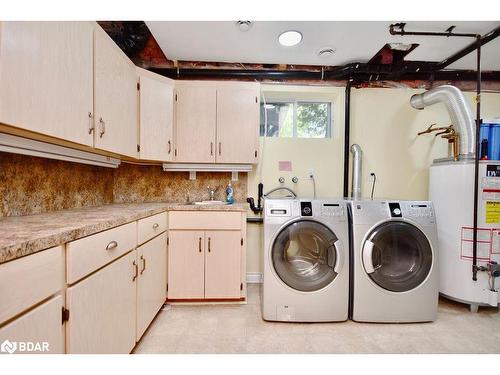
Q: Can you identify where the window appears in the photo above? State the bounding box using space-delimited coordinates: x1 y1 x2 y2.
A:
260 101 332 138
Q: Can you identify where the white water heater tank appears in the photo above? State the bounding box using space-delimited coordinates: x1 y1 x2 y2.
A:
430 160 500 311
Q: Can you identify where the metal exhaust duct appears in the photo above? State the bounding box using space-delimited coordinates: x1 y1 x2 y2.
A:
350 144 362 200
410 85 475 156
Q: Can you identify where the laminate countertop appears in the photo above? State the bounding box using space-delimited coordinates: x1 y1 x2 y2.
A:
0 202 248 264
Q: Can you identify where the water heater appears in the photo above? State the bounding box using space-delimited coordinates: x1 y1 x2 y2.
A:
430 160 500 311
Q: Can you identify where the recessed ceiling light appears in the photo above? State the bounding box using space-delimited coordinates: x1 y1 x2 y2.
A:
278 30 302 47
318 47 336 58
236 21 252 32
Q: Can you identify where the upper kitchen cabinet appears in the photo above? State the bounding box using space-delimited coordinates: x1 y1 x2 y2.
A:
93 26 138 158
173 81 260 164
216 83 260 164
0 22 94 146
137 68 175 161
174 82 217 163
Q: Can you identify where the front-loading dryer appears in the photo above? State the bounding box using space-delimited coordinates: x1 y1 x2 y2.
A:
349 200 439 323
262 198 349 322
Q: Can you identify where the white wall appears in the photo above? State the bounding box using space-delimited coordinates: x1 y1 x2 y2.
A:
246 86 500 275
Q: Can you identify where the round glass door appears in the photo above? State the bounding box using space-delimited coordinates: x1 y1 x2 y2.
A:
362 221 433 292
271 220 339 292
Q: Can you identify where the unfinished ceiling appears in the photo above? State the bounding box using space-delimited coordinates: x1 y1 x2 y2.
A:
146 21 500 70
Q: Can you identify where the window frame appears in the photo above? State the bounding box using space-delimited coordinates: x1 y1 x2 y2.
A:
261 99 333 139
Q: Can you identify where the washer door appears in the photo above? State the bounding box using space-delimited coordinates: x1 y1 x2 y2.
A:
271 220 340 292
362 221 433 292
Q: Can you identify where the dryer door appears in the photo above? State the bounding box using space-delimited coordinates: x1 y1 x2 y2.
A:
361 220 433 292
271 220 341 292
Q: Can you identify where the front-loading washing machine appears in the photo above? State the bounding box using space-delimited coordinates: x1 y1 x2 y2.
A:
349 200 439 323
262 198 349 322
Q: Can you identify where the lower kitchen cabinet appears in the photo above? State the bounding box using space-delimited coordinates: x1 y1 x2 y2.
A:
136 232 167 340
0 295 64 354
167 230 206 299
204 231 242 299
167 210 246 302
66 251 137 354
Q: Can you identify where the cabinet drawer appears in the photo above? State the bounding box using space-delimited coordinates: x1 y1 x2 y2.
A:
168 211 241 230
137 212 167 245
66 221 137 284
0 246 64 325
0 295 64 354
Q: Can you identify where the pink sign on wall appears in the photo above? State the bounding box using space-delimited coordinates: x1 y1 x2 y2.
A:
279 161 292 172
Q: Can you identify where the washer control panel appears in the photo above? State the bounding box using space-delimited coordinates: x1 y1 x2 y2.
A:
406 203 434 218
321 203 345 217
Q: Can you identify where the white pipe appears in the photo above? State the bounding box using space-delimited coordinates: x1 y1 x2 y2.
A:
350 144 362 200
410 85 475 156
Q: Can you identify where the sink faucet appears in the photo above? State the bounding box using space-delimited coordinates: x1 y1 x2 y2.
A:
207 186 219 201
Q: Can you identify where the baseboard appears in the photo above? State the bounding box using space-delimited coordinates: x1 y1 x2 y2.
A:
246 272 263 283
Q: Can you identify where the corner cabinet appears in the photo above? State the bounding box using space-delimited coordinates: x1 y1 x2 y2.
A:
93 26 138 158
167 210 247 301
137 68 175 162
173 81 260 164
0 22 94 146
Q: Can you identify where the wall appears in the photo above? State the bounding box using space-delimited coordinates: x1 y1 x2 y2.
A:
246 85 500 275
0 152 114 216
0 153 247 217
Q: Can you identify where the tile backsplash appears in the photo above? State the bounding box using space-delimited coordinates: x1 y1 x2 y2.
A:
0 152 248 217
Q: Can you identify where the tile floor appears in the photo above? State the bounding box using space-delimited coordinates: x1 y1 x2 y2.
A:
133 284 500 354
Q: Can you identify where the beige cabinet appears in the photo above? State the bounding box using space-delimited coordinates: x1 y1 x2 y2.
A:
216 84 260 164
167 230 206 299
136 233 167 340
137 68 174 161
93 26 138 158
0 295 64 354
204 231 242 299
174 83 217 163
0 22 94 146
173 81 260 164
167 210 247 301
66 251 137 354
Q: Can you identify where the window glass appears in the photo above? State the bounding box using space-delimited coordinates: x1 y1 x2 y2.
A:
260 101 331 138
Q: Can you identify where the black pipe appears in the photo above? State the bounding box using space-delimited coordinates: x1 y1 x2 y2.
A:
343 81 352 198
150 66 500 83
437 26 500 70
389 23 478 38
472 37 482 281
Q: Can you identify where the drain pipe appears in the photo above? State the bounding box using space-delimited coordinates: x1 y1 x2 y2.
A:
350 144 362 200
410 85 476 157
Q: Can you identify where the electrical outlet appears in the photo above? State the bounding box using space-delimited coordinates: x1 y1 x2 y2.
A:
308 169 315 179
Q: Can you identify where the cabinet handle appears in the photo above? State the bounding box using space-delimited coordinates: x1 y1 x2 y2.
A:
132 260 138 282
208 237 211 253
88 112 94 134
105 240 118 250
210 142 213 156
199 237 202 252
140 255 146 274
152 223 159 230
218 142 221 156
99 118 105 138
168 140 171 154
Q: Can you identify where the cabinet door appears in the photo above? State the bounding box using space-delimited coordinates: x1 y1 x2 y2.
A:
204 231 242 299
175 85 216 163
0 295 64 354
0 22 94 146
167 230 205 299
66 251 137 354
136 233 167 341
94 25 138 158
138 70 174 161
216 85 260 164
